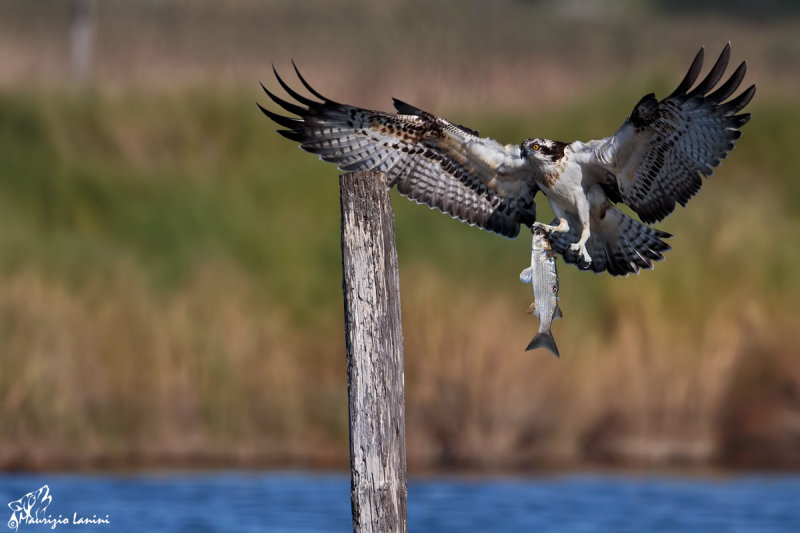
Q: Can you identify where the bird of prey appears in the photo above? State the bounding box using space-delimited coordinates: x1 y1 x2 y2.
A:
259 44 754 276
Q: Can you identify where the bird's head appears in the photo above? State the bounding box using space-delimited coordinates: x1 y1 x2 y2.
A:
520 138 568 164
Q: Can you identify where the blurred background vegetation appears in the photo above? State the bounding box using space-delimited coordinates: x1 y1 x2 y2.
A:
0 0 798 472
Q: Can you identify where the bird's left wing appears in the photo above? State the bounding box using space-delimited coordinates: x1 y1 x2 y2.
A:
259 65 537 238
588 43 755 223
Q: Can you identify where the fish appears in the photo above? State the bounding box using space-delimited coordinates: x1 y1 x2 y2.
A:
519 227 562 356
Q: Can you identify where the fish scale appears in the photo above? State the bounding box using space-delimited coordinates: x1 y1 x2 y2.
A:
520 228 562 357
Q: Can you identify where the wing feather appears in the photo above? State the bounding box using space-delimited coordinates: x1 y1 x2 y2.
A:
687 42 730 97
591 44 755 224
547 195 672 276
259 67 538 238
291 60 334 103
707 61 747 104
668 46 705 99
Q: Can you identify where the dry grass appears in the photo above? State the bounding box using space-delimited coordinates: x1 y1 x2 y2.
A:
1 0 799 108
401 264 795 471
2 252 793 471
0 263 348 469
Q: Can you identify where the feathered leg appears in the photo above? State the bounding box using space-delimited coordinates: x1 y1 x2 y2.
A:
568 192 592 264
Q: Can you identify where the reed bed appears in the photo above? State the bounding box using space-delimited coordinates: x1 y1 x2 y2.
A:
1 2 799 470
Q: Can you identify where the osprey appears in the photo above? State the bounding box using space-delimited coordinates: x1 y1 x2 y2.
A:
259 44 754 276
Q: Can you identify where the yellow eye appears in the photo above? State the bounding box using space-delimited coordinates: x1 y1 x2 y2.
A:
532 143 540 150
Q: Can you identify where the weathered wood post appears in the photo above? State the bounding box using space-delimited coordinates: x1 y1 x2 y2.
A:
339 170 408 533
69 0 96 85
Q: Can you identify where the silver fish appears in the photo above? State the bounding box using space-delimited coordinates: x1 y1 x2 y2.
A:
519 227 562 356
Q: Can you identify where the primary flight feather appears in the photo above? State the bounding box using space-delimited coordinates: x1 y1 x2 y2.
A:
259 44 754 276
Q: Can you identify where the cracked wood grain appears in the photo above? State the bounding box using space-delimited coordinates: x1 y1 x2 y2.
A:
340 171 407 533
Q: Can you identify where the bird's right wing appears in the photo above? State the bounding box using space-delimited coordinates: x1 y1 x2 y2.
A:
259 65 538 238
588 43 754 224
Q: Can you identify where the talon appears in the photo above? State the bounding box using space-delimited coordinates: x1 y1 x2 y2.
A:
532 218 569 234
532 222 553 232
570 243 592 264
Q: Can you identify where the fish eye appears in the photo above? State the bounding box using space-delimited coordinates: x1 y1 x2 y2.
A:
532 143 540 150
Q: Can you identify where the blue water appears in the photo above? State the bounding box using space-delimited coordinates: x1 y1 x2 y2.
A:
1 471 800 532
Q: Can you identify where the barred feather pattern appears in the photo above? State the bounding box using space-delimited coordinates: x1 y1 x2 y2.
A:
547 191 672 276
594 43 755 224
258 65 537 238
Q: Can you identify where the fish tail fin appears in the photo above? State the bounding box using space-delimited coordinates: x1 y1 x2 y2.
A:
526 332 560 357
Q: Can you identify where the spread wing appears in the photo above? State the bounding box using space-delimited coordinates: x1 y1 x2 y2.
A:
258 64 538 238
590 43 755 223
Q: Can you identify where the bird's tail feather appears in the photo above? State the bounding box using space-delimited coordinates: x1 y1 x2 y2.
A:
547 207 671 276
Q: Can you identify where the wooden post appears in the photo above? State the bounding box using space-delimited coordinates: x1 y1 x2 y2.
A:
339 170 408 533
69 0 96 85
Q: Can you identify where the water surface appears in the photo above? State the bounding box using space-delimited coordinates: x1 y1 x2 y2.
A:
1 471 799 532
